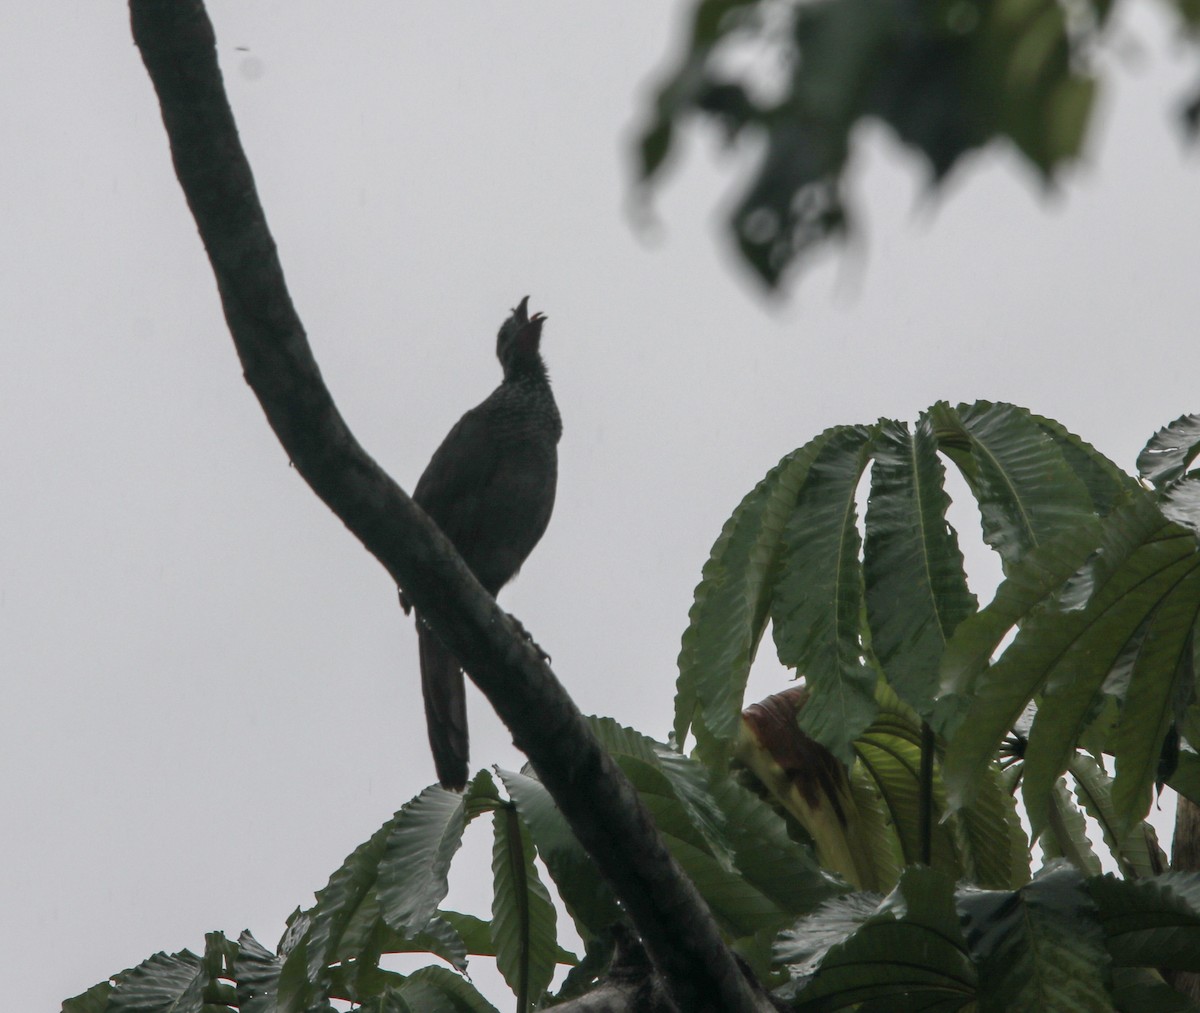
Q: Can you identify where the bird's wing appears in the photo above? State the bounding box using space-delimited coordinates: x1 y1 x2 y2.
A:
411 404 499 546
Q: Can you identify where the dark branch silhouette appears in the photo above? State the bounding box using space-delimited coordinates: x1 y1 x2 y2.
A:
128 3 772 1010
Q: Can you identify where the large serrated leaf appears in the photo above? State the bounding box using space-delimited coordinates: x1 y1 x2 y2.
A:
1021 508 1200 837
952 761 1030 889
706 771 843 916
853 713 960 875
371 967 500 1013
291 818 392 983
959 863 1114 1013
1139 414 1200 488
1041 775 1103 877
235 931 284 1013
62 982 115 1013
930 401 1095 569
788 867 976 1011
938 517 1105 712
496 769 621 941
377 787 468 938
108 950 207 1013
1030 412 1138 515
587 714 736 872
490 808 558 1010
1070 754 1167 879
772 425 878 763
1111 574 1200 831
864 417 976 718
943 496 1198 836
1089 873 1200 972
676 430 839 763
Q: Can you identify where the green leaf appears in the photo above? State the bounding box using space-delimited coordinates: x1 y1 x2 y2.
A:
1089 873 1200 973
1138 414 1200 488
952 757 1031 889
1040 775 1103 877
591 725 791 937
363 968 500 1013
864 417 977 717
1111 575 1200 832
706 771 843 916
490 807 558 1010
290 818 391 984
787 867 976 1011
588 715 736 871
108 950 207 1013
1110 967 1200 1013
1071 754 1167 880
943 496 1200 836
938 515 1104 711
62 982 115 1013
496 768 621 941
378 787 468 937
773 891 884 971
930 401 1095 570
636 0 1101 286
1030 412 1138 515
1021 507 1200 836
772 424 878 763
852 703 961 875
959 862 1114 1013
235 931 286 1013
676 429 839 764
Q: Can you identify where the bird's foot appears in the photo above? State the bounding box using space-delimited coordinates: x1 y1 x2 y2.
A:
506 613 551 664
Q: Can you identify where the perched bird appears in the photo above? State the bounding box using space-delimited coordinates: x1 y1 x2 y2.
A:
402 297 561 790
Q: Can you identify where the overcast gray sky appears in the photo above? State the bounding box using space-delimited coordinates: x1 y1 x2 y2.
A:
5 2 1200 1009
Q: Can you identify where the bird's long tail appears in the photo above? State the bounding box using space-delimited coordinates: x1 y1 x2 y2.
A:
417 621 470 791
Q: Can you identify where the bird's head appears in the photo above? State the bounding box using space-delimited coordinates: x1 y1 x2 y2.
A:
496 295 547 379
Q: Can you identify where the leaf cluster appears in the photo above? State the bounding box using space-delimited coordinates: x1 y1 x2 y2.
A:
637 0 1200 287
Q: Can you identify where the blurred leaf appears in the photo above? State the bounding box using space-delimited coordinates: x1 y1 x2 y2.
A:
1162 476 1200 537
637 0 1100 286
490 807 558 1009
772 424 878 763
864 417 976 717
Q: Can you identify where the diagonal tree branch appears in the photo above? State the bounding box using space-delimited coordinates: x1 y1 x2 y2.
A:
128 4 772 1011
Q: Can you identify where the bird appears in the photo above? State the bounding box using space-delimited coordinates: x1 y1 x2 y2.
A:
401 296 561 790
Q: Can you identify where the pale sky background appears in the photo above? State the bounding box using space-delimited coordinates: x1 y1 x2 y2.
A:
5 2 1200 1009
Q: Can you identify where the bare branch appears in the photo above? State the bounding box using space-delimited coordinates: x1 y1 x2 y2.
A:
128 3 772 1010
